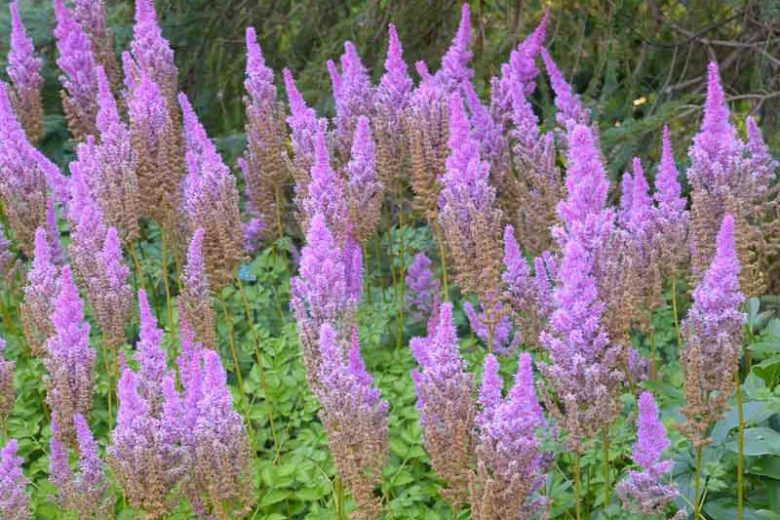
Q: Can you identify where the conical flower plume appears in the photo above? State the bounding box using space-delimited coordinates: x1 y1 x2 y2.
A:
617 392 679 516
91 227 133 349
21 228 61 357
329 41 376 157
0 82 57 256
284 68 325 181
94 65 140 244
241 27 290 239
410 302 475 507
180 93 244 290
49 414 110 517
315 324 388 519
653 126 689 280
472 353 548 518
345 116 382 245
0 439 30 520
135 290 167 413
130 0 178 101
72 0 121 90
404 252 440 324
290 213 356 384
541 48 589 132
44 266 96 447
681 214 744 445
127 72 183 233
179 228 216 349
435 3 473 92
301 128 350 242
53 0 98 139
7 2 43 142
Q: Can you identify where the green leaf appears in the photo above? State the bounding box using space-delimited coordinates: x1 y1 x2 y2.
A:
711 401 779 444
259 489 289 507
747 456 780 479
726 428 780 456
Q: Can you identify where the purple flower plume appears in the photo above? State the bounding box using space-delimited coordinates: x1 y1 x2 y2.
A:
435 4 473 92
0 338 14 423
131 0 178 99
21 228 60 356
330 41 376 157
405 252 440 324
7 2 43 142
0 439 30 520
302 128 350 242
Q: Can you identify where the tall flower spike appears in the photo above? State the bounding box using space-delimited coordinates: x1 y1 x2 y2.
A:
72 0 121 90
135 290 167 413
180 93 245 290
316 324 388 520
284 68 324 181
0 439 30 520
67 138 107 290
188 349 253 516
0 338 14 423
331 41 376 158
654 127 689 280
0 82 55 256
241 27 290 239
290 213 355 385
405 252 440 324
50 414 110 516
94 65 140 244
374 23 412 187
681 214 744 446
472 353 548 518
541 48 589 132
539 237 623 451
46 198 65 266
131 0 178 101
127 73 183 233
91 227 133 349
410 302 475 507
45 266 95 446
439 92 504 347
302 128 350 242
436 3 473 92
21 228 60 357
53 0 98 139
7 2 43 142
345 116 382 245
502 225 547 347
179 228 216 349
108 363 186 518
617 392 680 516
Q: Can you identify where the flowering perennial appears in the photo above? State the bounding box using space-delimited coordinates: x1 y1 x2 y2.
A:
21 228 60 357
0 338 14 424
404 252 440 324
0 439 29 520
7 2 43 142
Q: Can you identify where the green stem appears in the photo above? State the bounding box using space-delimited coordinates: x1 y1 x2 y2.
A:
649 326 657 382
101 333 115 432
334 476 347 520
217 297 250 425
573 451 582 520
433 222 449 299
160 232 175 344
694 444 703 518
736 367 744 520
601 428 610 508
128 241 145 291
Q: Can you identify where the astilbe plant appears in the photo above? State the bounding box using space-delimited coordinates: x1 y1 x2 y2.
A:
439 91 505 350
0 439 30 520
0 227 20 284
49 414 110 518
316 324 388 520
681 214 744 446
688 62 777 297
290 213 357 385
301 128 350 242
46 197 66 266
94 65 140 244
345 116 382 245
239 26 291 239
0 338 14 425
539 236 623 451
179 228 217 349
71 0 121 91
108 361 186 519
180 93 245 290
126 71 183 234
7 2 43 143
130 0 178 103
134 290 168 413
0 82 56 257
21 228 60 357
404 252 440 324
433 3 473 92
328 41 376 160
463 301 520 356
44 266 96 447
284 68 326 215
471 354 548 519
410 302 475 507
373 23 412 188
91 227 133 350
53 0 98 140
540 48 590 135
617 392 682 518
